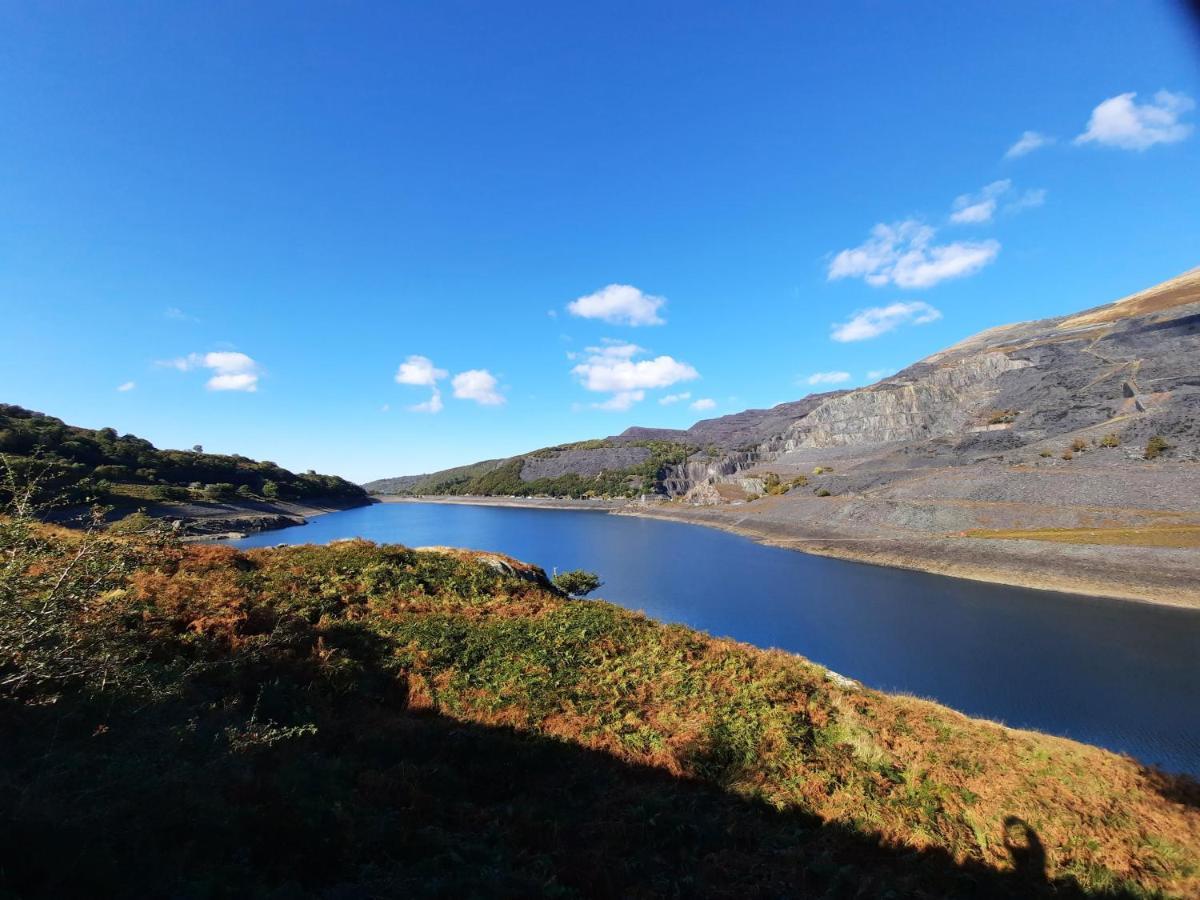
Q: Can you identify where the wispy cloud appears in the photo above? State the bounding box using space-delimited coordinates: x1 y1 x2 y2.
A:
950 180 1011 224
163 306 199 323
452 369 505 406
116 381 136 392
805 371 851 386
831 301 942 342
1075 90 1194 150
659 392 692 405
828 220 999 289
690 397 716 411
1005 187 1046 214
567 284 666 326
1005 130 1054 159
409 389 444 414
160 351 262 392
571 341 699 410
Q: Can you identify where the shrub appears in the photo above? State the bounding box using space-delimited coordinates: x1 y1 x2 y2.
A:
551 569 603 597
814 487 832 497
1144 436 1171 460
1039 450 1053 458
987 409 1017 425
1070 438 1088 452
1099 433 1120 448
151 484 190 501
1061 450 1074 460
812 466 832 475
202 482 236 501
107 510 158 535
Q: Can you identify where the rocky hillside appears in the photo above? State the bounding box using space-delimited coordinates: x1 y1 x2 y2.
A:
368 266 1200 500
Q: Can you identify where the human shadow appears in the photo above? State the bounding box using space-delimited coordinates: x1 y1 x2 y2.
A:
0 687 1152 900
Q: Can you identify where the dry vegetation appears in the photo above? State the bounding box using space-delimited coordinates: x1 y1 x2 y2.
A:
964 524 1200 549
2 508 1198 898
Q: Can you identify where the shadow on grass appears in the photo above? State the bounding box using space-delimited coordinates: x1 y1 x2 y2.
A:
0 690 1147 900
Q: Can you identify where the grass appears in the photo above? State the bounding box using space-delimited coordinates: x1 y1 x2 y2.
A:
963 524 1200 549
2 522 1198 897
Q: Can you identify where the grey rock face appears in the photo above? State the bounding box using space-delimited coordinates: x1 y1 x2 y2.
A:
519 447 651 481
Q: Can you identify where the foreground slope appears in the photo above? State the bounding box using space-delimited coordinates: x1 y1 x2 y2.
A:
2 523 1197 897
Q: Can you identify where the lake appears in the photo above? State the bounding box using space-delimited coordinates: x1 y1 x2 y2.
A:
233 501 1200 775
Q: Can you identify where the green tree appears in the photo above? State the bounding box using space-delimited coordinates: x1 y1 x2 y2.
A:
552 569 603 597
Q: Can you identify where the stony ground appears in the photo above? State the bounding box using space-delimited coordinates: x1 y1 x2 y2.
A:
624 454 1200 607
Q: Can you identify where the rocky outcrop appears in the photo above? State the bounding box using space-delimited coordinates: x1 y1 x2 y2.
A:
413 546 564 594
782 353 1031 449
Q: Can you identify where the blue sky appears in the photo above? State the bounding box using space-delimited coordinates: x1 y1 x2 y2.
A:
2 2 1198 482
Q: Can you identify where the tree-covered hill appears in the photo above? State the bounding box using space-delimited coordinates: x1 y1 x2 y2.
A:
0 403 365 507
364 439 697 499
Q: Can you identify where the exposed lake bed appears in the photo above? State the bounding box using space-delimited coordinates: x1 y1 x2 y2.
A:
234 500 1200 775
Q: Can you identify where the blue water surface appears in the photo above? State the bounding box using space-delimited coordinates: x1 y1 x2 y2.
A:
234 501 1200 775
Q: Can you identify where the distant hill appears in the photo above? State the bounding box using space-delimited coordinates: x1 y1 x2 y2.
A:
0 404 366 508
367 265 1200 499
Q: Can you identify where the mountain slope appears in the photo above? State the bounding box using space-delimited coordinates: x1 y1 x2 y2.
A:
369 265 1200 499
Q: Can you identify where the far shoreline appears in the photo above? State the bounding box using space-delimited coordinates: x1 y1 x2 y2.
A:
369 493 1200 611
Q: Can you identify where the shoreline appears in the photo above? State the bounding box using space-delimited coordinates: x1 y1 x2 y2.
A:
371 494 1200 610
166 495 375 542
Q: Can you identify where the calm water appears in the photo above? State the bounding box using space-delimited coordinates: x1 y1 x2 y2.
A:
234 501 1200 775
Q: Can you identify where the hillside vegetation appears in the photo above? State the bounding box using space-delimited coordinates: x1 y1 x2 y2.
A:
0 403 366 507
366 439 695 499
1 510 1197 897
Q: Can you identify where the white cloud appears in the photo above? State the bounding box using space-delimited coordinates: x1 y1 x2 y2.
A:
161 351 261 392
567 284 666 326
950 180 1010 224
690 398 716 411
806 371 851 385
828 219 999 289
659 392 692 405
116 381 136 392
394 355 448 412
1005 130 1054 158
452 369 505 406
1005 187 1046 214
1075 90 1194 150
394 355 447 386
594 391 645 411
409 388 444 414
572 342 699 410
380 404 390 413
831 301 942 342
